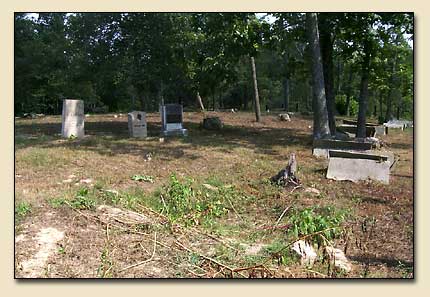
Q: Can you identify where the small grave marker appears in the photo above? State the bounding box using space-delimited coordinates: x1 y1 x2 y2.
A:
128 111 147 138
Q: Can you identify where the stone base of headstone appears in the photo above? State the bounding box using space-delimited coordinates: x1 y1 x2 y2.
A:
128 111 147 138
326 150 390 184
61 99 85 138
162 128 188 137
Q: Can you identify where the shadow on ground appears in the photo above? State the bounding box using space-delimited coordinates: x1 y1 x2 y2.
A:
15 120 313 162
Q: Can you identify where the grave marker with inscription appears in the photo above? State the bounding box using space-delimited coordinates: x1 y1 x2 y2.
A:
128 111 147 138
160 104 187 136
61 99 85 138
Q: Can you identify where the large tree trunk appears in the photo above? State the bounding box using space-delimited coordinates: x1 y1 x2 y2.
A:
345 66 353 116
196 91 205 111
319 14 336 136
250 56 261 122
306 13 330 139
356 39 372 138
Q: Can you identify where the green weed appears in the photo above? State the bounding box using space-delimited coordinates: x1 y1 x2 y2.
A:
287 206 348 245
97 247 114 278
15 201 31 223
131 174 154 183
69 187 96 210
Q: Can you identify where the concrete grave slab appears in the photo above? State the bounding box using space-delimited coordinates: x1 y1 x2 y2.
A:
342 119 379 127
337 124 376 137
312 139 374 158
326 150 390 184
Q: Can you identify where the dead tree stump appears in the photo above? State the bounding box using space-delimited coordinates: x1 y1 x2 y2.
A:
270 153 300 187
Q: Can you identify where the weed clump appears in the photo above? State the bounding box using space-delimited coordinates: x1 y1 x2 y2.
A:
158 174 250 226
287 206 348 246
15 201 31 223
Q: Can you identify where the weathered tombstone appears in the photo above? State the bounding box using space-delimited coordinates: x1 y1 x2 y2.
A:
160 104 187 136
61 99 84 138
128 111 147 138
312 139 374 158
326 150 390 184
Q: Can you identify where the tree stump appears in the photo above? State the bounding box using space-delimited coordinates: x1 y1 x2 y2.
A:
270 153 300 187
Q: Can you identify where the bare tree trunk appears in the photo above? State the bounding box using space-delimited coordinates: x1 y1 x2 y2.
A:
283 52 290 111
385 46 399 122
319 14 336 135
345 67 353 116
283 78 289 111
250 56 261 122
306 13 330 139
356 39 372 138
196 91 205 111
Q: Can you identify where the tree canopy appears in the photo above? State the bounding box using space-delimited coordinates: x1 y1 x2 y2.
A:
14 12 413 123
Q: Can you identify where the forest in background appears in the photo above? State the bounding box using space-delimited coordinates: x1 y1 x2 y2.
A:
14 12 413 122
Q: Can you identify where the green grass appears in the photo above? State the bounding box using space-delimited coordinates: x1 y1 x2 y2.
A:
15 201 31 223
18 148 73 168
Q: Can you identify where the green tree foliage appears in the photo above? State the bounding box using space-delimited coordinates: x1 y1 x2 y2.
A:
14 12 413 124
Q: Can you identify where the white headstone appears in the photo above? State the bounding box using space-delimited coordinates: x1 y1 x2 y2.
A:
128 111 147 138
61 99 85 138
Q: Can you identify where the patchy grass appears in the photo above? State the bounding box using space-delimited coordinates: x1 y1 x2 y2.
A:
14 112 413 278
15 201 31 223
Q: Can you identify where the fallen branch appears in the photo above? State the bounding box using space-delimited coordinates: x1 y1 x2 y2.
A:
119 232 157 272
257 224 291 231
174 240 247 278
275 206 291 225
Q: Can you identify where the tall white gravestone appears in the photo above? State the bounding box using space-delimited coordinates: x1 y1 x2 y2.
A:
128 111 147 138
61 99 85 138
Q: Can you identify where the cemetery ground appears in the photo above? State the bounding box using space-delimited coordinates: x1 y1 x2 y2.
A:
14 111 413 278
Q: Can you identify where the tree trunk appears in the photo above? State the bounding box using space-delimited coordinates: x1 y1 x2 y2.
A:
319 15 336 135
336 57 342 94
385 50 398 122
250 56 261 122
345 67 353 116
356 39 372 138
243 85 248 110
283 78 289 112
196 91 205 111
306 13 330 139
379 90 383 121
283 52 290 111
